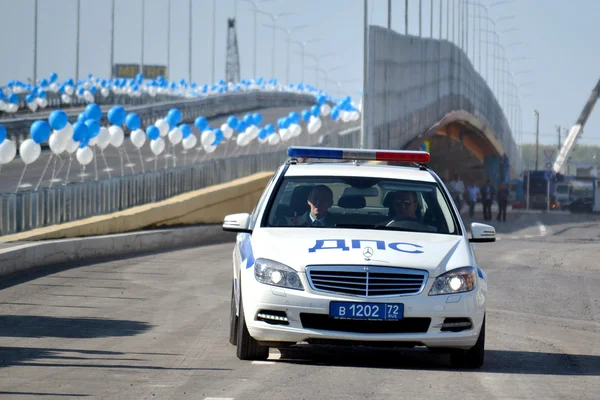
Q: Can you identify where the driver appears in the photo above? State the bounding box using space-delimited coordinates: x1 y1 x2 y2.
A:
392 190 419 220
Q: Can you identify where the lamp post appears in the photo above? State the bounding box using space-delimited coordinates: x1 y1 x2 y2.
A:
263 23 308 84
241 0 275 79
255 9 296 79
33 0 38 84
110 0 115 79
302 52 336 88
292 38 321 83
534 109 540 170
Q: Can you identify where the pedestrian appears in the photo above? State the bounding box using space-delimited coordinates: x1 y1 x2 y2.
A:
496 182 510 222
466 182 480 218
480 180 495 221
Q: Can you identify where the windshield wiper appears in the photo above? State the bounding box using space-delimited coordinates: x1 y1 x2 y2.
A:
334 223 421 233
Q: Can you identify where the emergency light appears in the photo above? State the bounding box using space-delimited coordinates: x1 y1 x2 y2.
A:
287 146 431 163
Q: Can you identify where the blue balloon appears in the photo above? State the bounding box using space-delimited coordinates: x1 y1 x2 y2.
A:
258 128 268 140
265 124 275 135
146 125 160 140
89 86 97 95
8 93 19 104
77 112 87 123
236 120 247 133
84 119 101 138
282 118 291 129
125 113 141 130
107 105 126 126
301 110 311 122
212 129 223 146
0 125 6 144
72 121 88 142
26 94 35 103
194 116 208 131
79 137 90 148
317 95 326 105
49 110 68 130
85 103 102 121
39 90 47 99
243 114 254 127
311 105 321 117
167 108 182 126
227 116 238 129
180 124 192 139
288 111 300 124
49 72 58 83
252 113 263 126
331 106 340 120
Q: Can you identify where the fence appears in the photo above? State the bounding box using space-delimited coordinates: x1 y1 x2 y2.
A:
0 127 359 236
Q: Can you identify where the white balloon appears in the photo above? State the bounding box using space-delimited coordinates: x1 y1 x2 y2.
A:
268 133 281 146
76 146 94 166
27 102 38 112
289 124 302 137
0 101 5 111
66 138 80 154
236 133 250 147
221 124 234 139
341 111 351 122
88 136 98 146
280 129 293 142
49 82 59 92
351 111 361 121
247 125 259 139
0 139 17 164
150 137 165 155
9 103 19 112
201 130 216 147
65 86 74 95
130 128 146 148
204 143 217 153
320 103 331 116
101 87 110 97
108 125 124 147
48 132 67 155
19 138 41 165
155 119 170 137
38 98 48 108
96 127 111 150
182 134 197 150
168 127 183 145
61 94 72 104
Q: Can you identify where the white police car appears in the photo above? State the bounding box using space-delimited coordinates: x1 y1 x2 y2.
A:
223 146 495 368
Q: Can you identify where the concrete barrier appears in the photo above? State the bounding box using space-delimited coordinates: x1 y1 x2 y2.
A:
0 171 274 242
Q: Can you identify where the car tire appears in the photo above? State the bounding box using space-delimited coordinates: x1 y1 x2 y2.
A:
229 283 238 346
236 297 269 360
450 316 485 369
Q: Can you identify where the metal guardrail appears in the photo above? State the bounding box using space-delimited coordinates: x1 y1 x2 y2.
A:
1 91 319 148
0 126 359 236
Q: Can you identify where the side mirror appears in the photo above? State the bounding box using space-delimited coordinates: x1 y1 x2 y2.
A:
469 222 496 243
223 213 252 233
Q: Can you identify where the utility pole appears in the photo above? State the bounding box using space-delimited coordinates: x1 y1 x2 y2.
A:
557 125 562 151
388 0 391 29
361 0 368 149
534 109 540 170
405 0 409 34
33 0 38 84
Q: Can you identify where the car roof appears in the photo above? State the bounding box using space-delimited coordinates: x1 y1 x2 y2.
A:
284 162 438 183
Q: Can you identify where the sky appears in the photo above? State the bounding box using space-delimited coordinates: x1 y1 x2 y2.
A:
1 0 599 149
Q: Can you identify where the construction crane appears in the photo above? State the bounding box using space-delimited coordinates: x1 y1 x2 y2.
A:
553 77 600 174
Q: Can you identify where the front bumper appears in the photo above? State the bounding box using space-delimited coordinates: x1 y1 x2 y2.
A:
240 273 486 350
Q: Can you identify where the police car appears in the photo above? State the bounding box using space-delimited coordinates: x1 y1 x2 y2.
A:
223 146 495 368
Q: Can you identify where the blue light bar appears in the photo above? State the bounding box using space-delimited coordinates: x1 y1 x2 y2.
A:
287 146 430 163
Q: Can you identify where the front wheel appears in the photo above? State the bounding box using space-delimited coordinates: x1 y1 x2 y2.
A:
229 283 238 346
450 316 485 369
236 297 269 360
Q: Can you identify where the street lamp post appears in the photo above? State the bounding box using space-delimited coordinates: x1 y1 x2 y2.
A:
302 52 336 89
292 38 321 83
242 0 274 79
263 23 308 84
534 109 540 170
33 0 38 84
256 9 296 79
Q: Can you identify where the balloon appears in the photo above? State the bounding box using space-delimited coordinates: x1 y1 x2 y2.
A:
30 120 51 144
66 138 80 154
204 144 217 153
236 121 247 133
316 95 326 105
258 128 268 140
72 121 89 143
221 124 234 139
146 125 160 140
155 118 169 137
288 111 300 124
84 119 101 138
201 130 216 147
48 110 68 130
85 103 102 121
108 125 124 147
243 114 254 127
19 138 41 165
126 113 141 130
236 133 250 147
301 110 311 122
331 106 340 120
182 134 197 150
130 129 146 148
95 127 110 150
150 137 165 156
311 105 321 117
268 133 281 145
212 129 223 146
76 146 94 165
0 125 6 144
107 105 126 125
167 108 182 126
168 127 183 145
290 124 302 137
180 124 192 139
48 132 67 155
227 116 238 129
194 116 208 131
320 103 331 117
253 113 263 126
265 124 275 135
0 139 17 164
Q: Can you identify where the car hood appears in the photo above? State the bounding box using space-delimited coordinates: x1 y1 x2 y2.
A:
251 228 472 277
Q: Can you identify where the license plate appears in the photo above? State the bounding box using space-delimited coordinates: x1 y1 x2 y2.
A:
329 301 404 321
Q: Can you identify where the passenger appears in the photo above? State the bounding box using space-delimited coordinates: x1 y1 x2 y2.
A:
293 185 336 227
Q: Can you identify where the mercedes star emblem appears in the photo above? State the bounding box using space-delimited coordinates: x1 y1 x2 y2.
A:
362 246 374 260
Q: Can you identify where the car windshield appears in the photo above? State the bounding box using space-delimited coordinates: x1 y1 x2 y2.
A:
263 176 459 235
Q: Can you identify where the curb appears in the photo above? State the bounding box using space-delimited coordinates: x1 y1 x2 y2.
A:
0 225 236 279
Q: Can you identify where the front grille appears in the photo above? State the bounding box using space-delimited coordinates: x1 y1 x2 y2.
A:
300 313 431 334
306 266 427 297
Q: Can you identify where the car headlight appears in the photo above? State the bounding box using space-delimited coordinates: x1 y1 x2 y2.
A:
428 267 476 296
255 258 304 290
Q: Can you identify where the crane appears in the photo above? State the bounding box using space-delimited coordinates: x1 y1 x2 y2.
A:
553 77 600 174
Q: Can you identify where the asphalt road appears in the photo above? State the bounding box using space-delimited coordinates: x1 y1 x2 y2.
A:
0 107 356 194
0 210 598 399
